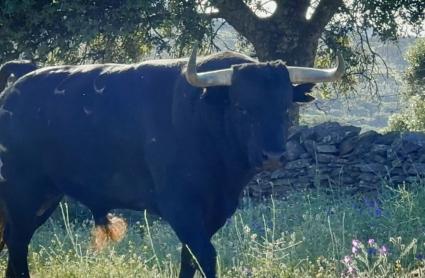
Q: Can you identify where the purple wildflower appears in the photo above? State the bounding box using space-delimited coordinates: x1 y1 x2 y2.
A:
352 239 361 248
379 245 388 256
351 239 361 254
344 255 352 264
375 207 383 217
363 197 383 217
368 239 375 246
348 266 355 274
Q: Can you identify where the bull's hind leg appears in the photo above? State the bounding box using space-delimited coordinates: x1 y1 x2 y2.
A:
2 176 62 278
3 225 31 278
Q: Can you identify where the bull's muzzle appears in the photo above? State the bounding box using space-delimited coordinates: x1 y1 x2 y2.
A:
261 151 285 171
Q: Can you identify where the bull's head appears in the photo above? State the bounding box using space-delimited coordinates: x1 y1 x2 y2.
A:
185 46 344 169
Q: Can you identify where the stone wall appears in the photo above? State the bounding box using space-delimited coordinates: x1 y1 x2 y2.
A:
248 122 425 196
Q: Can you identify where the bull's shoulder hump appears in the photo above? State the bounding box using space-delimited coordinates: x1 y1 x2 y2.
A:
194 51 256 72
136 51 256 68
138 58 186 68
201 51 256 63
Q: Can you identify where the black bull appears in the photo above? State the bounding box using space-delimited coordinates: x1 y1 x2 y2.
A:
0 49 341 277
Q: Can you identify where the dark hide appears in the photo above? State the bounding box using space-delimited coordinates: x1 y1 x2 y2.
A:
0 52 314 278
293 83 315 103
0 60 38 92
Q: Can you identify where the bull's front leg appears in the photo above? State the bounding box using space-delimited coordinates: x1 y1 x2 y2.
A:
179 244 197 278
159 197 217 278
178 239 216 278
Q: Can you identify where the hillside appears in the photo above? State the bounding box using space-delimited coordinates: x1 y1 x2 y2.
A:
302 37 415 131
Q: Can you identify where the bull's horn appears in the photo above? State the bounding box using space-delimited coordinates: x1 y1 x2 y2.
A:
185 44 233 88
287 53 345 83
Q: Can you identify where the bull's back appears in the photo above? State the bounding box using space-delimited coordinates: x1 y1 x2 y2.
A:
0 63 178 209
1 64 141 150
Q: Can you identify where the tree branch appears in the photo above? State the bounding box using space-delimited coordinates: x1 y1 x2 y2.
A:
308 0 343 34
205 11 223 20
273 0 310 22
208 0 262 42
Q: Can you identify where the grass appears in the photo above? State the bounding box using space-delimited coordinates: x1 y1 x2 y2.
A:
2 181 425 277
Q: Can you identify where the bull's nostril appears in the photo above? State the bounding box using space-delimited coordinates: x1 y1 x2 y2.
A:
262 151 284 162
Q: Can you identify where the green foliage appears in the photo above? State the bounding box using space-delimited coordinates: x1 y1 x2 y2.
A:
404 38 425 97
388 96 425 132
0 0 216 64
388 39 425 132
349 0 424 41
1 1 170 63
0 0 424 67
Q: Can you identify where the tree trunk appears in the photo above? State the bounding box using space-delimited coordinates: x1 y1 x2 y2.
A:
210 0 343 125
250 24 320 125
252 29 318 65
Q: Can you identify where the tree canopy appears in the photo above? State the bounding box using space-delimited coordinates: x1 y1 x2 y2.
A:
1 0 422 124
0 1 423 65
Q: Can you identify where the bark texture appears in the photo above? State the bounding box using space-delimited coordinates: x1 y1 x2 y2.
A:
210 0 343 123
211 0 342 65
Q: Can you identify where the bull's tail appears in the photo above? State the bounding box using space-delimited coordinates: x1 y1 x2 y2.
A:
0 202 6 252
91 213 127 251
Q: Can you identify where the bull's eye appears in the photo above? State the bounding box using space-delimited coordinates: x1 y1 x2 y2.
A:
236 106 248 115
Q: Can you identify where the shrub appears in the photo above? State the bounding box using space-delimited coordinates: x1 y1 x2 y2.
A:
388 38 425 131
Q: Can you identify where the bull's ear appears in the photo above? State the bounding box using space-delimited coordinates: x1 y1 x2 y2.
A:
293 83 315 103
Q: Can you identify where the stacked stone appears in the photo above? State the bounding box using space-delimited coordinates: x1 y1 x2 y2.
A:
248 122 425 197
